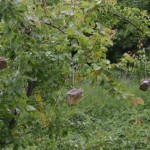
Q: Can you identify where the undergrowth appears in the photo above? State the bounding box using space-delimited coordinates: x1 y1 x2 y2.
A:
35 77 150 150
6 77 150 150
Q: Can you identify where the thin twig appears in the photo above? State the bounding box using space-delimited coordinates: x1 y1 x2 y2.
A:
46 77 67 127
41 0 47 14
72 58 75 88
45 22 66 34
143 48 147 78
77 77 98 103
112 12 144 33
40 0 66 34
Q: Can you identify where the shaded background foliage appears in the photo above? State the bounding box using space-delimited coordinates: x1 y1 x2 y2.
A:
107 0 150 62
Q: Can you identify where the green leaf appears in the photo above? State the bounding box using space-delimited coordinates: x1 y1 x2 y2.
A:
27 105 36 112
0 120 4 128
92 64 101 71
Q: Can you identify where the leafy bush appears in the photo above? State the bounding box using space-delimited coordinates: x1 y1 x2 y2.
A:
0 0 149 149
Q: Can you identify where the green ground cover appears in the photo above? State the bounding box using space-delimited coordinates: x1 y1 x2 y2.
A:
20 77 149 150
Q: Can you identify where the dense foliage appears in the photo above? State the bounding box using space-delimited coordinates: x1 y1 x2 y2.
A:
107 0 150 62
0 0 149 149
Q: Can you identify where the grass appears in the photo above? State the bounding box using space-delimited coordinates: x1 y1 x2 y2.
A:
50 77 150 149
6 76 150 150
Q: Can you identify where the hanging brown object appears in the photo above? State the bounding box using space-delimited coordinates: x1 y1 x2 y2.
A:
66 88 83 106
0 57 7 70
139 79 150 91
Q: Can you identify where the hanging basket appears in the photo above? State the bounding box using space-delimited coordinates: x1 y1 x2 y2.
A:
0 57 7 70
66 88 83 106
139 79 150 91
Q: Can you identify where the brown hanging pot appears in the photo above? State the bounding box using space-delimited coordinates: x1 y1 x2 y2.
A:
139 79 150 91
0 57 7 70
66 88 83 106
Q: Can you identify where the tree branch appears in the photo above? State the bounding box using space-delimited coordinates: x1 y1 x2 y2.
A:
112 12 144 33
40 0 66 34
26 81 38 97
45 22 66 34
